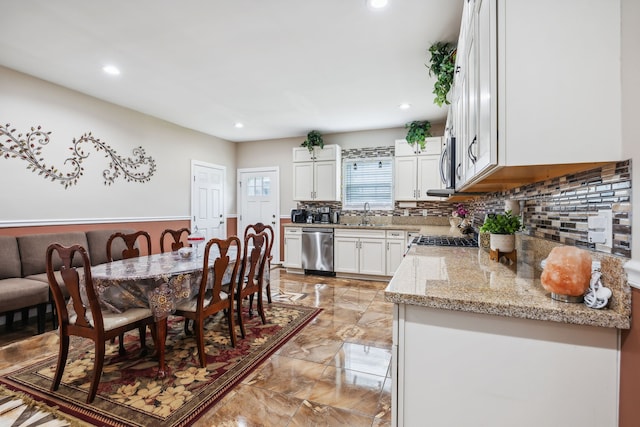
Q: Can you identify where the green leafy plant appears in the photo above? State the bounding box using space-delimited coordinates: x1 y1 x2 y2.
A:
405 121 432 150
426 42 457 107
301 130 324 153
479 211 523 235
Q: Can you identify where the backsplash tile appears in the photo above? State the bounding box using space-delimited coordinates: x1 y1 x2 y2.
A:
297 147 632 258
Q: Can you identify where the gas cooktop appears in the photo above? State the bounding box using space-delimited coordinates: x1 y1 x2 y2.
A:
412 235 478 247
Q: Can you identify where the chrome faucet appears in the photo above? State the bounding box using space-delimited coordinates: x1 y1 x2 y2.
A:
362 202 371 225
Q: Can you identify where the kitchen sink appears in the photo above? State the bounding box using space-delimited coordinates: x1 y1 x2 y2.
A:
340 223 385 227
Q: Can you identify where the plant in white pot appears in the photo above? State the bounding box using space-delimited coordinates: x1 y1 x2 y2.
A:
479 210 523 253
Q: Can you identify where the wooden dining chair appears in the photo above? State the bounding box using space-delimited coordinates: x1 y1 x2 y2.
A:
236 231 269 339
160 228 190 253
244 223 275 304
106 230 152 261
106 230 152 354
46 243 155 403
174 236 241 367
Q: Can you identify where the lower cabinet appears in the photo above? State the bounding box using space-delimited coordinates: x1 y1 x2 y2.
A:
385 230 406 276
283 227 302 269
334 229 386 276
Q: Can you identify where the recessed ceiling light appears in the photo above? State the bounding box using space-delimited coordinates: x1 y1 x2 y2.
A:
234 122 244 129
399 103 411 110
102 65 121 76
367 0 388 9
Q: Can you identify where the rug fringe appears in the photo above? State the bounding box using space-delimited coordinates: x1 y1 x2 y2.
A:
0 384 87 427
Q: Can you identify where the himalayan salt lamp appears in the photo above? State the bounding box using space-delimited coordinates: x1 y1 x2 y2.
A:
541 246 592 297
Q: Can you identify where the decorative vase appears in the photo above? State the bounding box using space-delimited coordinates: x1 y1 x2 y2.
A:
489 233 515 252
449 216 463 228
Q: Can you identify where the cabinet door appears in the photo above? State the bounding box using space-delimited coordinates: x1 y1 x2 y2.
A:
293 147 314 162
292 162 314 200
394 157 418 200
474 0 497 176
386 239 405 276
464 15 478 182
313 145 337 161
359 238 386 276
283 235 302 268
417 155 441 200
314 160 338 201
394 139 419 157
334 236 359 273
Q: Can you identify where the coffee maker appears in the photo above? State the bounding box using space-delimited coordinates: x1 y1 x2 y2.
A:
318 206 331 224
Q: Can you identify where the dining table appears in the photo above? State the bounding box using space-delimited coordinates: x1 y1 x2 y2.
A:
89 249 238 377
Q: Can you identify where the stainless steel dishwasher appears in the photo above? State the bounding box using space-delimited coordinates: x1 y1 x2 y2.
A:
301 227 334 275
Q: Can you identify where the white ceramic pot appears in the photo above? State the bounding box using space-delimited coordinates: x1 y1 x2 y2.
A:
489 233 515 252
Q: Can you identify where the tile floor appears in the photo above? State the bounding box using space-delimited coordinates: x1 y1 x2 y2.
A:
0 268 394 427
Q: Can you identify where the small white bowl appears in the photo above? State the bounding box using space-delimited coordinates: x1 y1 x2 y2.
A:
178 247 193 259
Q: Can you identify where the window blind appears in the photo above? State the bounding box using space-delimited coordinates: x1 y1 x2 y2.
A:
342 157 393 210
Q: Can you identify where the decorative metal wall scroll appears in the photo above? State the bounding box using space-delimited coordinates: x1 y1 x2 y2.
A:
0 123 156 188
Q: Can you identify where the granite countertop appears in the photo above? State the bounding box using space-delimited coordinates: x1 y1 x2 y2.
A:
384 236 631 329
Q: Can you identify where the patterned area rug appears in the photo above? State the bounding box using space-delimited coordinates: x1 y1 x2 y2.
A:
0 303 320 427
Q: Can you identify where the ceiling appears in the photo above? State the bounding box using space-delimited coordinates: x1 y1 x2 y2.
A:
0 1 463 142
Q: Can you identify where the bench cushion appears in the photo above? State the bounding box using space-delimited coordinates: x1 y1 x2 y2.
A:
86 229 135 266
0 277 49 313
17 232 89 277
0 236 21 280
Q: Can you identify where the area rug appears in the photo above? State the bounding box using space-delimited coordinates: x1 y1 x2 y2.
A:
0 303 320 427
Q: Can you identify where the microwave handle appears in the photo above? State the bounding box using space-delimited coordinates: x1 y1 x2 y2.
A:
439 145 448 185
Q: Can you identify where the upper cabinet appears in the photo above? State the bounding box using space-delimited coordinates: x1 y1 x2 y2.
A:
394 137 443 201
292 144 341 201
450 0 622 192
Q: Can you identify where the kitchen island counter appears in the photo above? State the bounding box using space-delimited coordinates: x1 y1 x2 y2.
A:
385 240 631 329
386 235 631 426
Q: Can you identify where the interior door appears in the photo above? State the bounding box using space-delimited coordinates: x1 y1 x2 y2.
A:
191 161 226 241
238 167 280 263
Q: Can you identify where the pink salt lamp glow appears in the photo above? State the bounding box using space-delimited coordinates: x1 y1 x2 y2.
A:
541 246 592 296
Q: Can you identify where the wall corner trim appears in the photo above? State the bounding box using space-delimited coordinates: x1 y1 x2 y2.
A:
624 259 640 289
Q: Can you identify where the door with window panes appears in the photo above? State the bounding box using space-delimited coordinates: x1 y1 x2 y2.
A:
238 168 279 263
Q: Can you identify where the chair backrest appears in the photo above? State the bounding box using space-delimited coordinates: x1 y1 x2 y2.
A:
244 223 274 263
198 236 241 308
106 231 152 261
46 243 104 332
160 228 191 253
239 231 269 297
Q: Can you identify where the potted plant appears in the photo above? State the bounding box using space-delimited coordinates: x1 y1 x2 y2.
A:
450 203 469 228
479 210 523 252
426 42 457 107
301 130 324 153
405 120 432 150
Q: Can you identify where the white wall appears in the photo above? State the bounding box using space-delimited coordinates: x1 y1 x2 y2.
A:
235 124 445 215
621 0 640 258
0 66 236 224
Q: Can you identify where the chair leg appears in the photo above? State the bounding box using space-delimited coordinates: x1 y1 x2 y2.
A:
227 306 237 347
51 302 58 329
184 319 193 335
21 308 29 326
51 335 70 392
237 296 246 339
266 279 272 304
257 290 266 325
195 317 207 368
37 303 46 334
138 325 148 356
118 332 126 356
87 341 105 404
248 294 254 317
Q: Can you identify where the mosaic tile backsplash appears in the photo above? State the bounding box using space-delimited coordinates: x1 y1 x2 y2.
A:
297 146 632 258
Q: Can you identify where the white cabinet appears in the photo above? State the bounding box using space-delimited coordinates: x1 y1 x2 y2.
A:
292 145 341 201
334 229 386 276
451 0 622 191
385 230 406 276
283 227 302 269
392 303 619 426
394 138 442 201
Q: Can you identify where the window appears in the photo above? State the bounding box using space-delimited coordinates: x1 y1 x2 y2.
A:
247 176 271 197
342 157 393 210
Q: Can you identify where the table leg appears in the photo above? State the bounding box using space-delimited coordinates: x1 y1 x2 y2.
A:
156 317 168 378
